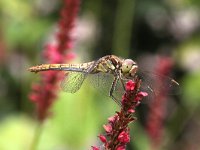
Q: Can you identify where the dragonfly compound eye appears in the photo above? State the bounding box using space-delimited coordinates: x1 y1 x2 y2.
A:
122 59 137 74
130 65 138 77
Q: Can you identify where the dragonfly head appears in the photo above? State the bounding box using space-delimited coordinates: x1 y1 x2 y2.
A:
121 59 138 78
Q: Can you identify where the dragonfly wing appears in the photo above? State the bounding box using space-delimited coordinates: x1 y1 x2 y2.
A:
112 77 126 101
60 72 86 93
87 72 113 94
138 71 180 96
87 72 125 104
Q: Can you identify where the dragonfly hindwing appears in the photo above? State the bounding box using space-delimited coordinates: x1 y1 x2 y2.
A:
60 72 86 93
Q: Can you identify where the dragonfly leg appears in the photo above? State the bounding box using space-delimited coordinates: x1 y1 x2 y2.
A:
119 73 126 91
109 76 121 106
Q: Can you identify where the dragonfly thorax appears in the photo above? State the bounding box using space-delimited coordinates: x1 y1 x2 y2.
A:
121 59 138 78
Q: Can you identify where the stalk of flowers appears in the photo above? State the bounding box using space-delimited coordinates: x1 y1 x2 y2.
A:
29 0 80 121
92 78 148 150
146 57 173 148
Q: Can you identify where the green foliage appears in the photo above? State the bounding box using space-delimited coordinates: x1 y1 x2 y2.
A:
38 83 118 149
0 116 35 150
182 72 200 108
1 0 52 51
131 122 150 150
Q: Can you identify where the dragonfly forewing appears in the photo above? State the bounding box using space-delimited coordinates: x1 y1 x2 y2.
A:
138 71 180 103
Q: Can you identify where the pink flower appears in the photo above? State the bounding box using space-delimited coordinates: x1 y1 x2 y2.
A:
98 135 107 143
116 145 126 150
135 91 148 102
121 94 128 104
108 115 118 123
103 124 112 133
137 91 148 97
125 80 136 91
91 146 99 150
118 131 130 143
128 109 135 113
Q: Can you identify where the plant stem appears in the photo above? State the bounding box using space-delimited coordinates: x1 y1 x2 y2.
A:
30 122 43 150
112 0 135 57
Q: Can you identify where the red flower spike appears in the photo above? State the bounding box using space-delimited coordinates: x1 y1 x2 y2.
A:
103 124 112 133
146 57 174 148
98 134 107 143
118 131 130 143
94 79 147 149
29 0 80 121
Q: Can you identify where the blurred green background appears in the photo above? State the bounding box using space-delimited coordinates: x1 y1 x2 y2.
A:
0 0 200 150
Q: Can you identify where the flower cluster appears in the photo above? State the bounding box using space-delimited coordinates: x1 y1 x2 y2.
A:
29 0 80 121
92 79 148 150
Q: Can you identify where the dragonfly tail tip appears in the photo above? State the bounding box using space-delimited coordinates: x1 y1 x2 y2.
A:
27 67 38 73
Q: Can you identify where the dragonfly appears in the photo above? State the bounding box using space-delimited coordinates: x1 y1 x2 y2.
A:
28 55 179 105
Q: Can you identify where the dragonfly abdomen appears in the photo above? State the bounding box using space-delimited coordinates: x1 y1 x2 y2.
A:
28 62 94 73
